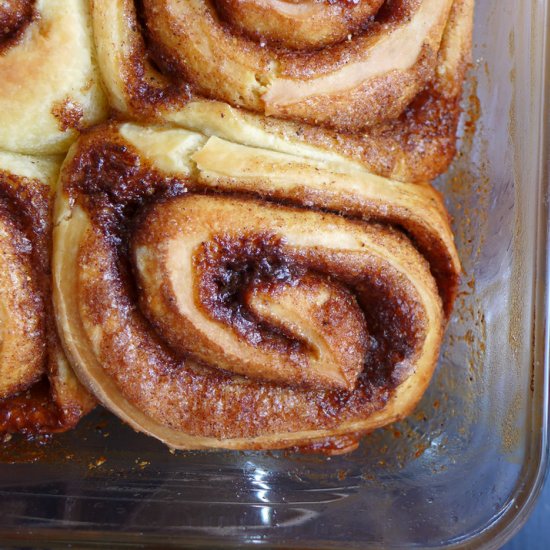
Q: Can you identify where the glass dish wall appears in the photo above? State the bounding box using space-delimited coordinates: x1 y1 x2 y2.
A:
0 0 548 547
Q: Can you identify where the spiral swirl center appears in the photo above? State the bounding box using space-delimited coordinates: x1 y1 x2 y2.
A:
132 195 370 390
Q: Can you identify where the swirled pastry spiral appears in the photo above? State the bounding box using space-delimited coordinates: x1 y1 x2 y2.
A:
0 0 108 154
53 123 460 451
0 150 94 434
91 0 473 182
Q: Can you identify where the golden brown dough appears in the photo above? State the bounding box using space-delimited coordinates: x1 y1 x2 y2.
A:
0 0 108 154
53 123 460 451
216 0 385 50
0 150 94 434
91 0 474 182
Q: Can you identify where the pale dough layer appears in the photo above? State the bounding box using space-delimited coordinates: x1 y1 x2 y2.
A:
0 0 108 154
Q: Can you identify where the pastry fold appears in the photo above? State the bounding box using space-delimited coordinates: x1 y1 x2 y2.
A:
91 0 473 182
0 150 94 434
53 123 460 451
0 0 107 154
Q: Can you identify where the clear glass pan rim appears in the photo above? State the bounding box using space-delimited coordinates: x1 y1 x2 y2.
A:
0 1 548 549
473 0 550 547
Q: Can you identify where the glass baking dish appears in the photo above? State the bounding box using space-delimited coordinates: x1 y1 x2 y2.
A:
0 0 548 547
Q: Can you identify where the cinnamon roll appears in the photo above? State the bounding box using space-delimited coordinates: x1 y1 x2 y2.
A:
0 0 108 155
91 0 473 182
53 123 460 451
0 150 94 434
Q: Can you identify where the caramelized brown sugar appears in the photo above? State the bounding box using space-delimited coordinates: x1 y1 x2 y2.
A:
0 0 35 53
53 124 453 450
0 380 60 435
